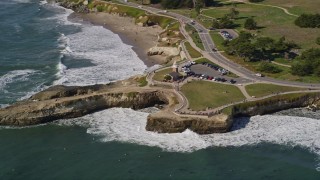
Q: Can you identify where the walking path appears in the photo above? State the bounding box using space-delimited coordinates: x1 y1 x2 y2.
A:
271 61 292 68
232 0 298 17
116 0 320 117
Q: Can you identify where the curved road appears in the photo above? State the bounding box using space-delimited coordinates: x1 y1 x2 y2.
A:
121 1 320 89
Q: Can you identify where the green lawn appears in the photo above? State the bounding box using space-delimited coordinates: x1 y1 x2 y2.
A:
210 31 226 51
185 24 205 50
273 58 294 66
153 68 172 81
221 52 320 83
261 0 320 15
245 83 306 98
181 81 245 111
136 76 148 87
202 2 320 50
184 42 202 58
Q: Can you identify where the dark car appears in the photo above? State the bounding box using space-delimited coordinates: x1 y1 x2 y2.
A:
221 78 227 82
230 79 236 84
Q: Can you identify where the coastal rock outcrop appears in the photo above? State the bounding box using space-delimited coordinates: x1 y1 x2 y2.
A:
147 47 180 56
147 112 231 134
0 86 168 126
229 92 320 117
0 84 232 134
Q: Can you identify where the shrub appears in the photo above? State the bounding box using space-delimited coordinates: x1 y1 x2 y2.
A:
244 17 257 30
96 5 104 12
294 14 320 28
249 0 264 2
316 37 320 45
257 62 282 73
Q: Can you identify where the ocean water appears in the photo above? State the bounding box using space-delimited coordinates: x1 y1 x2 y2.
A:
0 0 320 179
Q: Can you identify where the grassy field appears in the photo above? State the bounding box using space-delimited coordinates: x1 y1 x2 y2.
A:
184 42 202 58
185 24 205 50
245 83 306 98
171 9 213 28
153 68 172 81
136 76 148 87
261 0 320 15
221 52 320 83
209 31 226 51
181 81 245 111
202 2 320 50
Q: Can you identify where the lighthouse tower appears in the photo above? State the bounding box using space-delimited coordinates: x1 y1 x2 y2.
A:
172 61 178 72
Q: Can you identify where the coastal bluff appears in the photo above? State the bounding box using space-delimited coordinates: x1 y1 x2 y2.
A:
1 83 320 134
0 84 231 134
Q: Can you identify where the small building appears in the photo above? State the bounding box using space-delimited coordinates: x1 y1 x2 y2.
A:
168 72 181 81
166 61 181 81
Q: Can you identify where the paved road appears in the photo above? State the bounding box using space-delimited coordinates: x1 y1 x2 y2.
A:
122 1 320 89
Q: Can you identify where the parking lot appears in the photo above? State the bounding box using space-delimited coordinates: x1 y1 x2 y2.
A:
181 61 251 84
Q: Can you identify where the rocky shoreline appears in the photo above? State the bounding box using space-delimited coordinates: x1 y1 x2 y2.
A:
0 82 232 134
1 81 320 134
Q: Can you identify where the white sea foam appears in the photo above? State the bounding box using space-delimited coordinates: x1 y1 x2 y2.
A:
39 0 47 5
0 70 37 91
56 108 320 157
12 0 31 3
42 3 147 86
56 25 147 86
0 104 9 108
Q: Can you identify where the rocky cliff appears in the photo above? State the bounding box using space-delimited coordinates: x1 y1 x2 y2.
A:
0 85 168 126
0 84 232 134
0 85 319 134
146 112 231 134
229 92 320 117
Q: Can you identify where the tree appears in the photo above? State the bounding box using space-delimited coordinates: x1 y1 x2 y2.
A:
255 37 274 50
219 15 235 28
211 15 234 29
237 42 255 61
255 37 275 60
294 13 320 28
244 17 257 30
249 0 264 2
198 0 216 7
228 8 239 19
257 62 282 73
195 3 202 16
316 37 320 45
291 48 320 76
212 19 220 28
291 62 313 76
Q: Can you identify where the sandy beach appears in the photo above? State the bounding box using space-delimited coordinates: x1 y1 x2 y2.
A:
75 12 167 67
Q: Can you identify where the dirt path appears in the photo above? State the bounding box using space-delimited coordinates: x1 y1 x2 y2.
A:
271 61 292 68
232 0 298 17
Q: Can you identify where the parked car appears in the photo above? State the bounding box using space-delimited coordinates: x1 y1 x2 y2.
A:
255 73 264 77
221 78 227 82
230 79 236 84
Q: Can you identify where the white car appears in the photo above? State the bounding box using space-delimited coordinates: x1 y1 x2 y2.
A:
255 73 264 77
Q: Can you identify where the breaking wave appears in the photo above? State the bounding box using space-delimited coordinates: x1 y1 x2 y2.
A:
0 69 38 91
56 108 320 157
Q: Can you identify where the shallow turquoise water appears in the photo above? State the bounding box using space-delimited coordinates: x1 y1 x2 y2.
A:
0 125 319 179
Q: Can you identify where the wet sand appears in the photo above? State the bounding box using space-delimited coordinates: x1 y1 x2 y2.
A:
75 12 167 67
